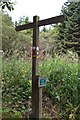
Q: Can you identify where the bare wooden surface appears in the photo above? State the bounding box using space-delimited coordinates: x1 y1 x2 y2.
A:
16 15 64 31
32 16 42 118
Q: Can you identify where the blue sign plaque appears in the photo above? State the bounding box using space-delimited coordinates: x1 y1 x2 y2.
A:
38 77 46 87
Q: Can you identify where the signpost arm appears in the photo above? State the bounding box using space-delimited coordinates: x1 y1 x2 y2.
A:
16 15 64 31
32 16 42 118
15 15 64 119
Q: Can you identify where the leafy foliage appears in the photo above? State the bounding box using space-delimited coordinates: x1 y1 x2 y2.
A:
58 2 80 54
2 4 80 119
2 12 65 59
45 57 79 119
2 13 32 59
2 59 32 118
0 1 14 11
2 57 79 119
58 3 80 117
40 26 64 57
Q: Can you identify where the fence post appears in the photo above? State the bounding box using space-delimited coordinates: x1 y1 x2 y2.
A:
32 16 42 118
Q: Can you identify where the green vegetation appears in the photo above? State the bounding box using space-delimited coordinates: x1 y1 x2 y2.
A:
0 1 15 11
2 12 32 59
1 1 80 119
45 57 79 119
2 57 79 119
2 59 32 118
58 2 80 54
58 2 80 117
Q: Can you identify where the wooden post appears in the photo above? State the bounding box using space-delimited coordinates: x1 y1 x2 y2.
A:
32 16 42 118
15 15 64 119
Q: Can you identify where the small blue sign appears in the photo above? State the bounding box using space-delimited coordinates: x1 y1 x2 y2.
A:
38 77 46 87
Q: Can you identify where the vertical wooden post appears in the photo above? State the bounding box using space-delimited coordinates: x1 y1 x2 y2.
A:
32 16 42 118
15 15 64 119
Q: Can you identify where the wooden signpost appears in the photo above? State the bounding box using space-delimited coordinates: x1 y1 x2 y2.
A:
16 15 64 118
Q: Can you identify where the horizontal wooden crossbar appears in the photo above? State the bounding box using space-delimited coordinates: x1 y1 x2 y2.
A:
38 15 64 26
16 23 33 31
16 15 64 31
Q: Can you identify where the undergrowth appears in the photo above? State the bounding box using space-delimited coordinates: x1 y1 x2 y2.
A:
2 56 80 119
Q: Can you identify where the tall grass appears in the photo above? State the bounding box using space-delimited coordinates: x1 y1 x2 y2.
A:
44 57 78 119
2 59 32 118
2 56 79 119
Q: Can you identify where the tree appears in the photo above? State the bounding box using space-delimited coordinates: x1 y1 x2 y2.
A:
0 1 14 11
58 2 80 118
17 16 29 25
63 2 80 53
16 16 33 36
40 27 61 57
2 13 32 59
58 2 80 53
2 12 13 26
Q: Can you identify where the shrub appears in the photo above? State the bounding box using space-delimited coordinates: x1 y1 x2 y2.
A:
2 58 32 117
45 57 79 119
2 56 79 119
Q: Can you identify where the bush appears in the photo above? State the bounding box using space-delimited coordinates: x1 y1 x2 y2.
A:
2 56 79 119
45 57 79 119
2 58 32 117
